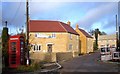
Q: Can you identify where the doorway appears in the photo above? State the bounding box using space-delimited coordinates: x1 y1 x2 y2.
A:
47 44 52 53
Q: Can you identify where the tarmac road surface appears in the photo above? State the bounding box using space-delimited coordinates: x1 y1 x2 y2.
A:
59 51 119 72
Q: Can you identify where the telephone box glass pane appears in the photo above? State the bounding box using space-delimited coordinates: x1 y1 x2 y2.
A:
11 42 16 51
21 42 24 45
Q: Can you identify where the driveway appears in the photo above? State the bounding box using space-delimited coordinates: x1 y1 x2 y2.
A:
58 51 119 72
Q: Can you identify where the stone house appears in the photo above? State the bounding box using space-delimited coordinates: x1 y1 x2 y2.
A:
75 24 93 54
29 20 79 62
97 34 116 48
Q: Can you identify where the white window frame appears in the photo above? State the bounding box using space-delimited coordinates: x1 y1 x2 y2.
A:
32 44 41 52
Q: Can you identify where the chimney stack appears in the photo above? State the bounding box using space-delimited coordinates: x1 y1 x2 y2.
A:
76 24 79 29
67 21 71 26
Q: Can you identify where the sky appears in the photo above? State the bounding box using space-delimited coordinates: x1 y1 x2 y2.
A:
1 0 119 35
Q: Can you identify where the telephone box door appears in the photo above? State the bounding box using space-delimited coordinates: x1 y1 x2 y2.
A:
9 41 18 68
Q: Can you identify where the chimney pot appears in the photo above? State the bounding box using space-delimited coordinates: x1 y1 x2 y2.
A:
67 21 71 26
76 24 79 29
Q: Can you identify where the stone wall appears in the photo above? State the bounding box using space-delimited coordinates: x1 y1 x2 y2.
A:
30 52 56 62
56 52 73 62
30 52 76 62
87 38 93 53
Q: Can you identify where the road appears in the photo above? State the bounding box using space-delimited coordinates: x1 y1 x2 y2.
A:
58 51 119 72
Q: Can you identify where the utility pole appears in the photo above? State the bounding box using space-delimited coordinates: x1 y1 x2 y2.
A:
26 0 29 66
116 15 118 51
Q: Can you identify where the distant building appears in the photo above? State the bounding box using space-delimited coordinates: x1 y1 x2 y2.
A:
97 34 116 48
75 24 93 54
29 20 79 62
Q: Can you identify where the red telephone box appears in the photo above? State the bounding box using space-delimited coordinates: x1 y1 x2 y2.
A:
9 35 25 68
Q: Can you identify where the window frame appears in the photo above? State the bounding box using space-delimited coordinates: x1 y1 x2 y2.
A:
32 44 41 52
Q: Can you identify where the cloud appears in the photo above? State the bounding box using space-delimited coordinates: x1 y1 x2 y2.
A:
103 26 116 34
1 2 118 35
77 3 117 30
29 2 66 18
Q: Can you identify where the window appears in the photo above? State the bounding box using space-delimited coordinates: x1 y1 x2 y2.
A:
106 47 110 52
69 44 72 50
20 38 24 40
20 42 24 45
33 44 41 51
101 48 105 52
69 34 72 39
11 42 16 51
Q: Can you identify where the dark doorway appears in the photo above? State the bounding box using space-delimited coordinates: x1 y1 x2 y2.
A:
47 44 52 53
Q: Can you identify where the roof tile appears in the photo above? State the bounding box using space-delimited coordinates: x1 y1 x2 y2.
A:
79 28 93 38
29 20 78 35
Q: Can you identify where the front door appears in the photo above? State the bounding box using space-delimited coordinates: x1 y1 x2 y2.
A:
47 44 52 53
